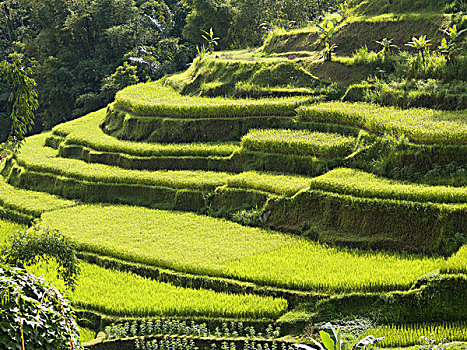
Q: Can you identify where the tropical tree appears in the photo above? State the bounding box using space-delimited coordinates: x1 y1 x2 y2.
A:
316 13 347 61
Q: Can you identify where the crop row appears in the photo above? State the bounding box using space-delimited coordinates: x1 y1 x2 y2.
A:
296 102 467 144
39 204 445 292
134 337 296 350
309 168 467 204
115 82 310 117
28 261 287 319
364 322 467 347
241 129 355 157
15 134 230 191
105 319 281 340
14 134 316 197
51 109 239 157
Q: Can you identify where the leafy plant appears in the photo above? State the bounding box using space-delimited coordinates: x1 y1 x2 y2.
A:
0 264 81 350
294 323 384 350
406 35 432 65
375 38 398 57
202 28 220 54
438 25 467 63
196 44 208 58
316 14 347 61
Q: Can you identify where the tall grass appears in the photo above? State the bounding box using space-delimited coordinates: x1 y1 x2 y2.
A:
39 205 445 292
0 178 77 217
297 102 467 144
363 322 467 347
241 129 355 157
115 82 309 117
309 168 467 204
29 261 287 318
52 109 239 157
224 240 443 292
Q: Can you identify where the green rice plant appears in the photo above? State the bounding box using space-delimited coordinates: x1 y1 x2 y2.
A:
362 322 467 347
309 168 467 204
226 171 312 196
115 81 310 117
28 261 287 319
0 218 25 245
52 109 239 157
443 244 467 273
241 129 356 157
224 240 443 292
0 177 76 217
79 327 96 344
296 102 467 144
15 134 231 191
39 205 444 292
39 204 295 276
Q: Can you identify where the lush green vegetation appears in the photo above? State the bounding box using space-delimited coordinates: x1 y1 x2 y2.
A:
0 177 76 217
309 168 467 203
115 82 310 117
364 322 467 347
241 129 355 157
223 240 443 292
15 134 230 191
52 109 239 157
29 261 287 318
297 102 467 144
39 205 293 275
226 171 312 195
0 218 25 245
39 205 445 292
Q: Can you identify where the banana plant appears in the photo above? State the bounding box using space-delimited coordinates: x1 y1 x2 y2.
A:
438 25 467 63
319 42 338 62
405 35 432 65
316 15 347 61
294 323 384 350
375 38 398 57
201 28 220 54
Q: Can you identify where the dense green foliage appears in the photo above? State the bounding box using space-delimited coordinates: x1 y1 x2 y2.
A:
297 102 467 144
38 205 444 292
0 264 82 350
241 129 355 157
29 261 287 318
309 168 467 203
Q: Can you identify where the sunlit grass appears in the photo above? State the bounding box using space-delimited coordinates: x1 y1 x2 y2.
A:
29 261 287 318
310 168 467 203
39 204 446 292
297 102 467 144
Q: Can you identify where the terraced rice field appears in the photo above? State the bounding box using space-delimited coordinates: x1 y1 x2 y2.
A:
38 204 445 292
